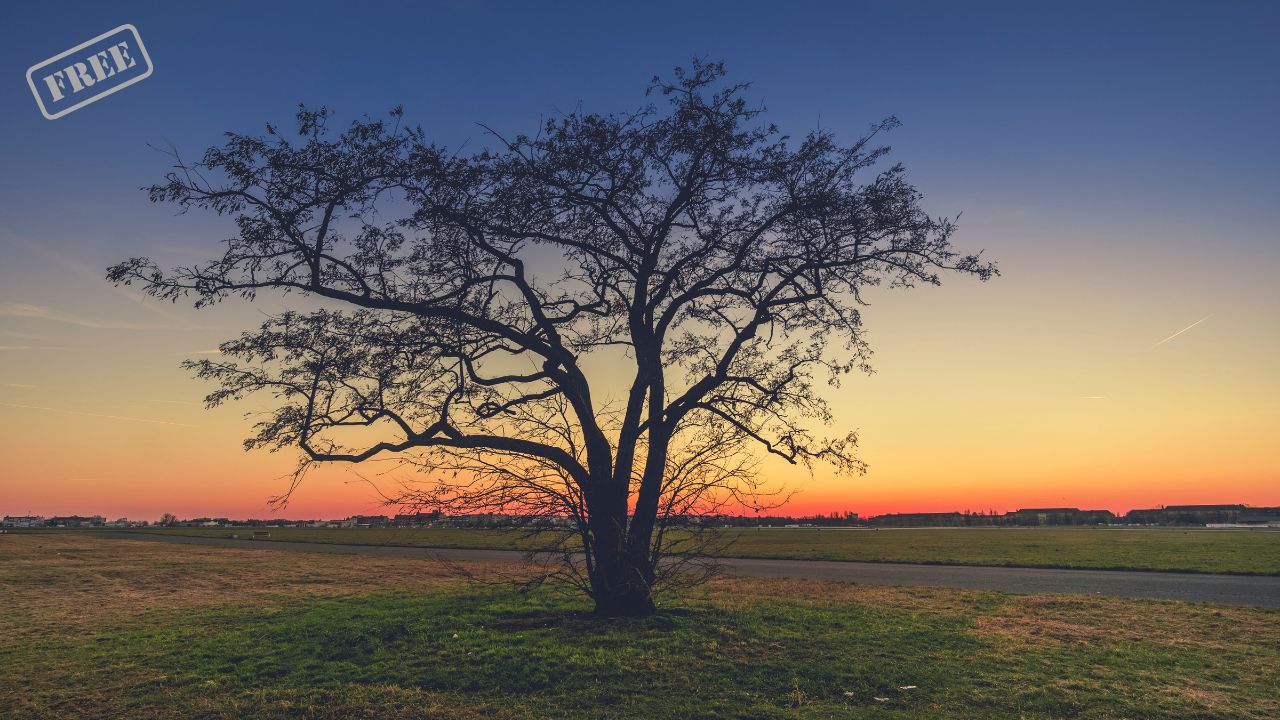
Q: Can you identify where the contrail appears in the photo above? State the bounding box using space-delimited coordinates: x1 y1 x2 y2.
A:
1154 314 1212 346
0 401 197 427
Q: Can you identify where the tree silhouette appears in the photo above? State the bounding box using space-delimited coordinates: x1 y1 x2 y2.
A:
110 60 995 616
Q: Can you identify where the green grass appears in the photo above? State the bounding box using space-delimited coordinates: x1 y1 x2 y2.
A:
4 534 1278 719
102 525 1280 575
45 591 980 718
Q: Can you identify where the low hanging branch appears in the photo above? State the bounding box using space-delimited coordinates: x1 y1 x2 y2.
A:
109 59 996 617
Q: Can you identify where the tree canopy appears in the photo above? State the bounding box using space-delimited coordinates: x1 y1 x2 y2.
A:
110 60 995 615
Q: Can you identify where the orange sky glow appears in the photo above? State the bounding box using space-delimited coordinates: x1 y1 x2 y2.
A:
3 210 1276 521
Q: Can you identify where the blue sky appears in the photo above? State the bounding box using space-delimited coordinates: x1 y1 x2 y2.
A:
4 1 1278 262
4 1 1277 220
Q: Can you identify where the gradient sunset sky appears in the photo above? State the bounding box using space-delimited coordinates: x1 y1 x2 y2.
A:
2 1 1277 521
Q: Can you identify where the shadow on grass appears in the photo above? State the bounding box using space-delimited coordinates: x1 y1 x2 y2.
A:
83 588 980 717
38 585 1272 719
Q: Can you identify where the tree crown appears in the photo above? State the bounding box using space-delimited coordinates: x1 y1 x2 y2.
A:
109 60 995 521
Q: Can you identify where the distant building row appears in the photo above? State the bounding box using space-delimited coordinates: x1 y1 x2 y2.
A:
862 505 1280 528
0 511 525 529
0 515 147 528
6 504 1279 529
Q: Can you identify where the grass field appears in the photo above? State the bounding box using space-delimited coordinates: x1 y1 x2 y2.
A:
3 533 1278 719
99 525 1280 576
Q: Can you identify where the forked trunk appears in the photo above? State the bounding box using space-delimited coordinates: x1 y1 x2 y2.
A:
585 501 657 617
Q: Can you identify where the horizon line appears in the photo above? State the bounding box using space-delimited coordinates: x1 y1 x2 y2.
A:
6 500 1278 524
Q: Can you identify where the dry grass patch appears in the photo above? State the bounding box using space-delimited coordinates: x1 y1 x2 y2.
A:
975 594 1280 650
0 534 520 640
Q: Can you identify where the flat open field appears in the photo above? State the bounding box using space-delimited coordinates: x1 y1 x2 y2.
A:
102 526 1280 575
3 534 1278 719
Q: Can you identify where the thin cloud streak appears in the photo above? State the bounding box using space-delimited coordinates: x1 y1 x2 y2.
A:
0 230 206 328
0 302 164 330
0 401 198 428
1154 314 1212 347
0 328 46 340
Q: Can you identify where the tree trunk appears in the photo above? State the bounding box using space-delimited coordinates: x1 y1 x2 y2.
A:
590 546 656 617
585 493 656 617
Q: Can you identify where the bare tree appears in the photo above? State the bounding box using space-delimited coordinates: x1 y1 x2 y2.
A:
109 60 995 616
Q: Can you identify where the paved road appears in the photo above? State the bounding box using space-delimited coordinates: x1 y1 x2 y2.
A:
101 532 1280 609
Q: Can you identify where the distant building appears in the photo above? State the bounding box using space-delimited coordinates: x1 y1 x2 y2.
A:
1005 508 1115 526
349 515 390 528
1124 508 1160 524
1125 505 1247 525
1236 508 1280 527
392 511 441 527
1166 505 1246 524
2 515 45 528
437 513 511 528
866 512 966 527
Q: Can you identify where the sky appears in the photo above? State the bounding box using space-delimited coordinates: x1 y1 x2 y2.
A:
1 1 1277 521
